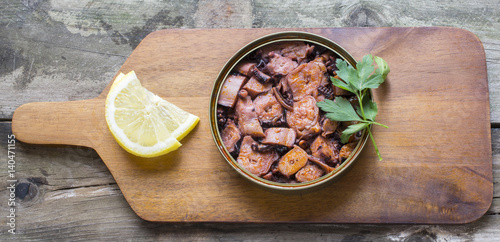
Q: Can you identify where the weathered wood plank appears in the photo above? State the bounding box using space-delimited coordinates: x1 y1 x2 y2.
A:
0 0 499 122
0 121 499 239
10 27 492 223
0 0 499 239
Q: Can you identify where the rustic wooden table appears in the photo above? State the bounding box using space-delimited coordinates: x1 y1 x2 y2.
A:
1 0 499 240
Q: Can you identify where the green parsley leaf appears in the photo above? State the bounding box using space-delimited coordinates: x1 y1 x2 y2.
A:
317 97 363 122
335 58 357 92
340 122 369 143
356 55 375 89
330 76 354 93
356 96 378 121
374 56 390 79
316 54 390 161
361 73 383 89
336 54 385 93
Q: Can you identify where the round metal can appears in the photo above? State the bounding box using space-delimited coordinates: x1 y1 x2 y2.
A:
209 31 370 192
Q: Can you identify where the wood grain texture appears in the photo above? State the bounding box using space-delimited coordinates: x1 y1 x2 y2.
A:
0 123 499 240
11 28 492 223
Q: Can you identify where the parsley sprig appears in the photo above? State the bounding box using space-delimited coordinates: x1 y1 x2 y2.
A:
317 54 389 160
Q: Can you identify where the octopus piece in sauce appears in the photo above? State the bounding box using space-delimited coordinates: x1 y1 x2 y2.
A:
308 155 335 173
261 128 296 148
263 52 298 77
221 119 241 153
284 57 328 101
339 142 357 161
310 136 340 165
252 67 272 83
259 41 313 64
235 61 256 76
217 106 227 127
272 87 293 111
235 92 265 138
243 76 273 98
318 85 334 100
218 75 248 108
278 145 309 177
286 96 321 139
253 91 283 126
321 118 339 137
237 136 279 177
295 163 325 183
280 41 315 64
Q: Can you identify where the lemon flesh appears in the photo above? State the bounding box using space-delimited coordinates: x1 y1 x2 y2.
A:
105 71 199 158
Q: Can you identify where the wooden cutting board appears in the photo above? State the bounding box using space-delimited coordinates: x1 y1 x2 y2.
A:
12 27 492 223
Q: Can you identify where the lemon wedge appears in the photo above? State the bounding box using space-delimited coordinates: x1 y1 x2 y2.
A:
105 71 199 158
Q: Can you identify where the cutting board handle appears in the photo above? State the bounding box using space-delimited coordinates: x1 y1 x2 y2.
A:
12 99 104 148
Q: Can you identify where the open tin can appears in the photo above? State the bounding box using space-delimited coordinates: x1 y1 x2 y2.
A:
209 31 370 192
